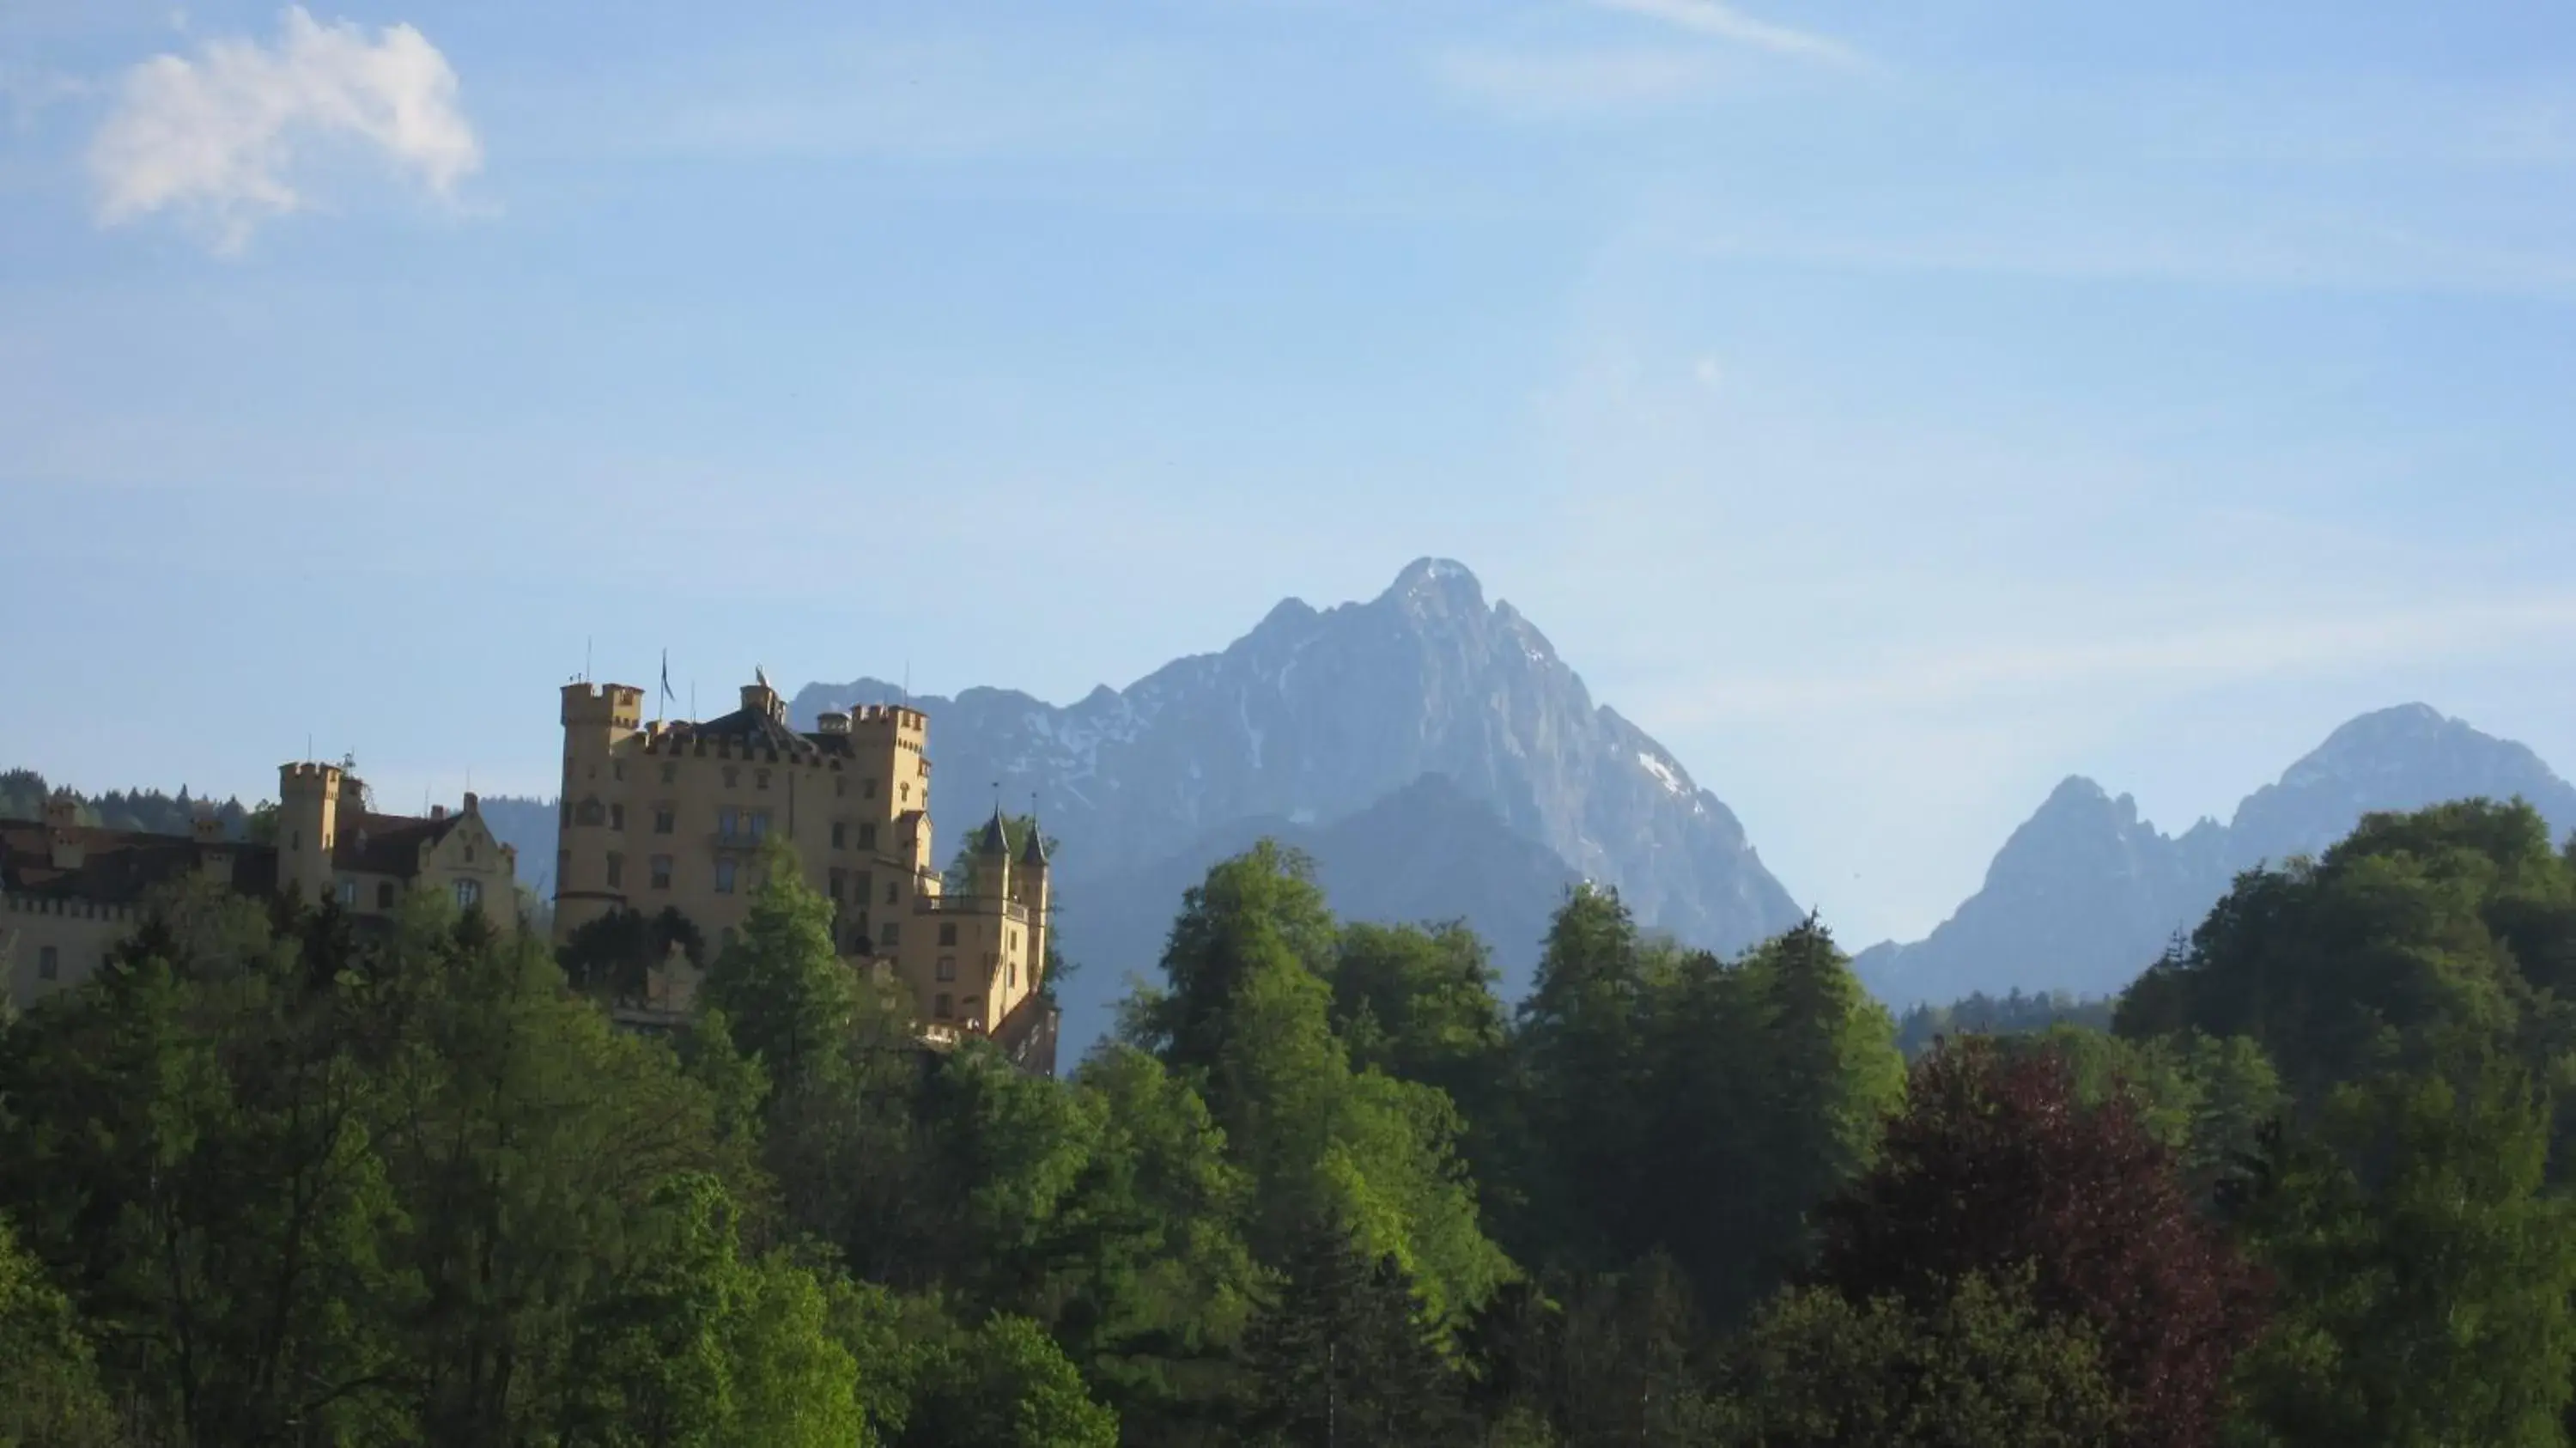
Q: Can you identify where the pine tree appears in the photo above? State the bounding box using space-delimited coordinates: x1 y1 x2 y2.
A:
1241 1211 1467 1447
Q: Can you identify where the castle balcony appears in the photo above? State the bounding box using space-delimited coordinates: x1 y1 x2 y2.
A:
707 830 769 855
914 893 1029 923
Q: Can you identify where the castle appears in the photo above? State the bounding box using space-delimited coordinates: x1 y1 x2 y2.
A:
555 678 1056 1065
2 767 519 1007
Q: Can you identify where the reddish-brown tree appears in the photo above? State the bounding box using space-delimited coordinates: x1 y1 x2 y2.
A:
1810 1037 2268 1448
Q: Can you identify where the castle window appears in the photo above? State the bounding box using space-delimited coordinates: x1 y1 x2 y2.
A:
37 946 57 982
831 823 845 849
576 798 605 827
879 922 900 946
557 849 569 885
335 879 356 907
749 811 771 840
723 767 739 789
884 881 898 905
934 993 952 1019
660 763 677 785
609 805 624 831
1009 958 1018 989
378 882 396 909
606 853 624 889
756 770 770 790
864 778 878 799
559 800 570 827
651 855 673 891
292 830 302 849
835 777 847 798
939 922 957 946
900 783 910 802
716 860 738 894
859 823 879 849
719 809 738 838
613 762 625 782
1009 929 1018 949
654 806 675 834
856 872 873 901
456 879 483 910
937 955 956 982
829 867 846 900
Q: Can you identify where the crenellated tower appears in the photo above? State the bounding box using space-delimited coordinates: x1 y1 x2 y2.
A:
557 681 646 936
276 761 343 904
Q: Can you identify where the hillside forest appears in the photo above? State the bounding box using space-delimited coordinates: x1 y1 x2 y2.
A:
6 794 2576 1445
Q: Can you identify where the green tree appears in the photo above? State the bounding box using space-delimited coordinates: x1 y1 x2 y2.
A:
697 836 860 1102
2226 1053 2576 1448
902 1311 1121 1448
1239 1208 1467 1447
2118 799 2574 1105
1718 1268 2124 1448
0 1214 118 1448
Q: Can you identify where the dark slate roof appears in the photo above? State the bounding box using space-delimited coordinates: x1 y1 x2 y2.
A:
331 810 464 878
0 822 278 903
1019 819 1048 867
668 706 808 753
976 806 1012 856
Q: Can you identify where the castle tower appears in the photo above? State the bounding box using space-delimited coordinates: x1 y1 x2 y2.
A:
276 761 343 904
557 681 646 938
1015 816 1051 995
968 803 1012 901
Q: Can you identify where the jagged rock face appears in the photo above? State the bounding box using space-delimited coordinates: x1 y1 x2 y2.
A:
1857 704 2576 1007
789 557 1802 970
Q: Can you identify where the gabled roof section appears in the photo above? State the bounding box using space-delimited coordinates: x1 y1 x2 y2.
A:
331 810 465 879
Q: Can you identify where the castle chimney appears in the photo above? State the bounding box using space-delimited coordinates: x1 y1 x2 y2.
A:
740 680 782 721
191 815 225 843
462 792 479 816
431 804 447 821
41 794 77 830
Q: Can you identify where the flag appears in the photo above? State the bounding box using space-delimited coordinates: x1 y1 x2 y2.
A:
660 650 675 712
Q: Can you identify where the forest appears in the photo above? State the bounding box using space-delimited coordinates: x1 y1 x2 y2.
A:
5 795 2576 1446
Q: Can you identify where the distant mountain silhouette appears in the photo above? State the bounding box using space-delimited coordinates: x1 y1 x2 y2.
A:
1856 704 2576 1006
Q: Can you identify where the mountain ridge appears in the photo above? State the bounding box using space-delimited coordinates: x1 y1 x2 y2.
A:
1856 703 2576 1006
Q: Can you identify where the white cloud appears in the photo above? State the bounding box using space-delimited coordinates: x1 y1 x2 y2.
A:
1589 0 1862 68
88 6 479 252
1691 354 1723 389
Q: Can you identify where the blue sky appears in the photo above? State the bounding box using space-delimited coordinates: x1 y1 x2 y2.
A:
6 0 2575 946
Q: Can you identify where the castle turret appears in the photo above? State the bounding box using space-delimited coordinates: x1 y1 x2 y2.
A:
1016 814 1051 996
277 761 343 903
968 804 1012 901
557 682 646 938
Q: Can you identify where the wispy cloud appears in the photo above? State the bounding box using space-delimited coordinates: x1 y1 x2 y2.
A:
1649 594 2576 726
1589 0 1862 68
1431 46 1740 118
88 6 479 253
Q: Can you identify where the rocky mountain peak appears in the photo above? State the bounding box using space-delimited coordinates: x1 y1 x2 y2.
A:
787 557 1802 994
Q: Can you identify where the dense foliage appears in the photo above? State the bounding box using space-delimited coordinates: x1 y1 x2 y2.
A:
4 795 2574 1443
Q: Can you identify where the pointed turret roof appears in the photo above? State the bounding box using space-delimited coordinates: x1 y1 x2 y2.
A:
976 804 1012 856
1019 817 1049 867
